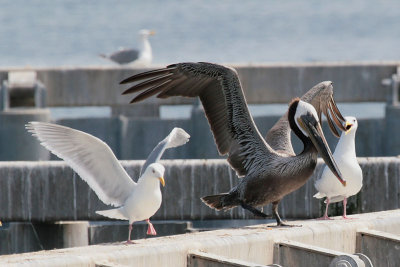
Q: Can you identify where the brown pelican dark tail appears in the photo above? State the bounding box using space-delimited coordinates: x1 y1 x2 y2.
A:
201 192 240 210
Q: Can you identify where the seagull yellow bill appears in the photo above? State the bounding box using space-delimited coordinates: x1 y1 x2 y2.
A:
345 121 353 135
159 177 165 187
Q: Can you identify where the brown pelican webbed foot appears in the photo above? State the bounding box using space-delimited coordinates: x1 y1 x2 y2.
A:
272 201 302 227
276 220 302 227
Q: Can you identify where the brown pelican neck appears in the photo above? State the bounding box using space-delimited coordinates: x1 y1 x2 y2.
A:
288 98 314 151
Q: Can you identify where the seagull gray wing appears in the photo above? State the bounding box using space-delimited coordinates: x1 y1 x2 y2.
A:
26 122 136 207
121 62 275 177
265 81 346 154
109 48 139 64
140 127 190 176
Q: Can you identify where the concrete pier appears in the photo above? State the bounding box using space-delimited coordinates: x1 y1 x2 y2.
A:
0 210 399 266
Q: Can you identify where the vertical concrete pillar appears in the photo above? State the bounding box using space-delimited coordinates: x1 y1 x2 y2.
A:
0 109 50 160
384 105 400 156
60 221 89 248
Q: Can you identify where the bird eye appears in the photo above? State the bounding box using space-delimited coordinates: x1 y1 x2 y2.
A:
152 170 155 174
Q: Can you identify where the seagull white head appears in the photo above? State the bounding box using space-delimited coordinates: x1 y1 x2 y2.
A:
344 116 358 135
139 29 156 37
142 163 165 186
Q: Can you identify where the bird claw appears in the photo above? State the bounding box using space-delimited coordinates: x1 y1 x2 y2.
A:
342 216 357 220
146 221 157 235
125 240 135 245
277 221 302 227
316 216 333 220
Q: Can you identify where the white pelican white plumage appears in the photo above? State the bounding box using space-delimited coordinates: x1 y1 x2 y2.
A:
314 116 363 219
26 122 190 243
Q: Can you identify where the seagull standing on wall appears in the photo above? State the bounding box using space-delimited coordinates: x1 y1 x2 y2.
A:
26 122 190 243
100 29 155 66
119 62 347 226
314 116 363 219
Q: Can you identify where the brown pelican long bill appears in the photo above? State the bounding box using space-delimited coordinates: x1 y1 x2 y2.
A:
266 80 347 155
120 62 346 226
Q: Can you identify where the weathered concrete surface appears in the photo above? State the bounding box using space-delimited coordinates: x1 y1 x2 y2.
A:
188 251 275 267
49 115 386 162
0 111 390 161
0 62 398 107
0 158 399 222
0 109 50 161
274 240 370 267
0 210 400 267
356 230 400 267
0 221 192 255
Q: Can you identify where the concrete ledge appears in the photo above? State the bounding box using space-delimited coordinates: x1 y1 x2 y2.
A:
356 229 400 266
274 240 370 266
1 158 400 221
1 210 400 266
188 251 273 267
0 221 192 255
0 62 398 107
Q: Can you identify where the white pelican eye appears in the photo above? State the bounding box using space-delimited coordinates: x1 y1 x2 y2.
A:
152 169 155 174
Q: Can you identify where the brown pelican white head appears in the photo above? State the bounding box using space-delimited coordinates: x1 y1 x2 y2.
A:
119 62 346 226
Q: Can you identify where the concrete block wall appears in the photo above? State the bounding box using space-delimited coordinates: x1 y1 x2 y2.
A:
0 109 391 161
56 115 386 160
0 158 399 222
0 63 398 107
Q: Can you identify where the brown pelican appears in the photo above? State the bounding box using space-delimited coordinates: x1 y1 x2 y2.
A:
314 116 363 219
119 62 346 226
26 122 190 243
100 29 155 65
266 80 347 154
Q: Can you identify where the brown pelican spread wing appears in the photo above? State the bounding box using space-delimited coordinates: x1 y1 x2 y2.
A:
121 62 274 177
266 81 346 154
120 62 345 226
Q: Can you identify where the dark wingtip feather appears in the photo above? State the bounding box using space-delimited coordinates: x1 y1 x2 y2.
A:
119 67 174 84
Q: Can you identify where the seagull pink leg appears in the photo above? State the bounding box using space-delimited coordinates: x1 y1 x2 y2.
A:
342 197 356 219
146 219 157 235
125 223 134 244
317 198 333 220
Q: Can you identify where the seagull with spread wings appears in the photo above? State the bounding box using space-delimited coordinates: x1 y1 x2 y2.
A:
26 122 190 243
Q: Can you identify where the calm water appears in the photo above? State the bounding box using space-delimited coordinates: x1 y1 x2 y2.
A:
1 0 400 67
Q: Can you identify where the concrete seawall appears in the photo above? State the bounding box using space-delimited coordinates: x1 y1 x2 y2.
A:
1 210 399 266
1 62 398 107
0 157 399 222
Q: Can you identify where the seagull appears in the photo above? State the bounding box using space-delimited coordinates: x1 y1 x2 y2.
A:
99 29 155 65
119 62 346 226
314 116 362 219
26 122 190 243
